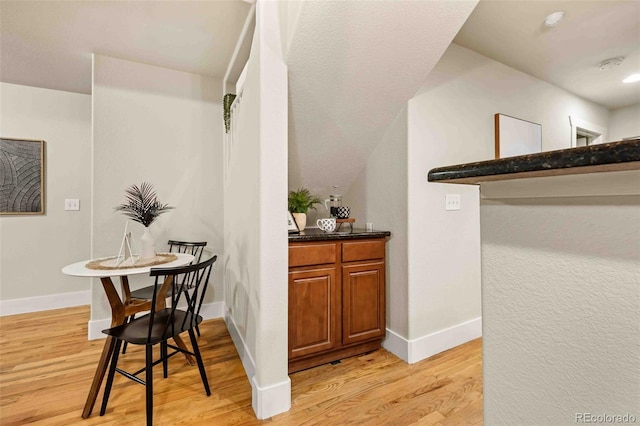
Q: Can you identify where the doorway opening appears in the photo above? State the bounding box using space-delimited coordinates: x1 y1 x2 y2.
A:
575 127 601 147
570 116 607 147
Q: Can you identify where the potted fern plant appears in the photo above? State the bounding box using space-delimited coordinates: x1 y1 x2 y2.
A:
288 188 321 231
115 182 173 259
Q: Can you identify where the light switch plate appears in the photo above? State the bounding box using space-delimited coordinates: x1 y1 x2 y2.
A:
65 198 80 211
445 194 461 211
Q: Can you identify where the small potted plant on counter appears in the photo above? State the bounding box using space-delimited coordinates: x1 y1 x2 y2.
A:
288 188 321 231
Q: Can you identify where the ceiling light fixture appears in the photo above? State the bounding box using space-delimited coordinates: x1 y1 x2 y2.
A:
598 57 624 70
544 11 565 27
623 74 640 84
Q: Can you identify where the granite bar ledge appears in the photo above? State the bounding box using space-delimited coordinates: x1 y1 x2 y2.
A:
289 227 390 242
427 139 640 184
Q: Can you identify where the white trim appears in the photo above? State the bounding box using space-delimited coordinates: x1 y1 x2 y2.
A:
223 2 256 91
87 301 226 341
382 328 410 363
236 61 248 96
224 308 256 379
408 317 482 364
88 317 111 340
0 290 90 317
198 301 226 321
383 317 482 364
251 376 291 420
225 309 291 419
569 115 607 147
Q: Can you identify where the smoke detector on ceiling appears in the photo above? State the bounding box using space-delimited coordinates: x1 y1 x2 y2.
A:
544 12 565 27
598 57 625 70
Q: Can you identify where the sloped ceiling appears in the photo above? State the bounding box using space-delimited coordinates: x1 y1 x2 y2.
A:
286 1 478 198
0 0 251 94
454 0 640 110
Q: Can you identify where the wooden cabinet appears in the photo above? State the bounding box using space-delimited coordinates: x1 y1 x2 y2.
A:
288 267 339 359
342 261 385 346
288 238 387 373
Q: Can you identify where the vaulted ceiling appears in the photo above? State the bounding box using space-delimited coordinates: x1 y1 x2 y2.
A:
285 1 478 195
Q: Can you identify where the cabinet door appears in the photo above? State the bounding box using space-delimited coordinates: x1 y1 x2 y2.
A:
342 261 385 346
289 267 340 359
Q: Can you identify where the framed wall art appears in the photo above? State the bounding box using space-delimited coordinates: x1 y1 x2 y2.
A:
0 137 45 215
495 114 542 159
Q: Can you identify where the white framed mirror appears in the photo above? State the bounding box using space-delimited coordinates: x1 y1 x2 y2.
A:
494 113 542 158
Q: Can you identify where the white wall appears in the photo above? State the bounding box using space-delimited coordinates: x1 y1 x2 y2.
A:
407 93 482 348
223 1 290 419
0 83 92 314
609 103 640 141
224 31 261 390
409 43 612 337
92 55 223 322
481 177 640 424
344 107 409 353
359 42 612 363
413 43 610 156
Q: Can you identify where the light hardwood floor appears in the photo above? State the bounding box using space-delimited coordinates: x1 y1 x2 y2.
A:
0 306 482 425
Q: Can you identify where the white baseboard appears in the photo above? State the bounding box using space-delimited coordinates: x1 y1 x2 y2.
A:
225 309 291 419
0 290 90 317
224 309 256 379
251 376 291 420
88 317 111 340
383 317 482 364
199 301 226 321
382 328 410 362
87 301 226 341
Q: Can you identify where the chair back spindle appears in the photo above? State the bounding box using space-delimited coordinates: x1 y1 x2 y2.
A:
145 255 217 344
121 239 210 355
168 240 207 264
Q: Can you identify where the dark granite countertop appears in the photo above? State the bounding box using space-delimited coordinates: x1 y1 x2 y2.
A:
289 227 390 242
427 139 640 184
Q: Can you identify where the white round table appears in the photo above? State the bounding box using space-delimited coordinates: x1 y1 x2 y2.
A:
62 253 194 278
62 253 194 418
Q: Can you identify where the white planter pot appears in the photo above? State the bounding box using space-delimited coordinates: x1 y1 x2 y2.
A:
140 227 156 259
292 212 307 231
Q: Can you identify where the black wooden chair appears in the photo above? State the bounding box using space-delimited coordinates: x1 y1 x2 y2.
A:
100 255 217 426
128 240 207 301
122 240 208 354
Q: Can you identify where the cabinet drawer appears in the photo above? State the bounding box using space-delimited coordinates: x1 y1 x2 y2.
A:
289 243 337 267
342 240 385 262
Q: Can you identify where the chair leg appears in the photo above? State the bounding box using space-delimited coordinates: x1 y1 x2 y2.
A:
188 329 210 396
100 339 123 416
184 291 201 337
122 315 134 354
161 341 168 378
146 345 154 426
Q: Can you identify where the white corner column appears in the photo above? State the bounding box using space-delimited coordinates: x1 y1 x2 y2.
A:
481 171 640 425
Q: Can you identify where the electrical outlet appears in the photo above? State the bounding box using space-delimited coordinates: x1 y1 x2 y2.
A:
445 194 461 211
64 198 80 211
